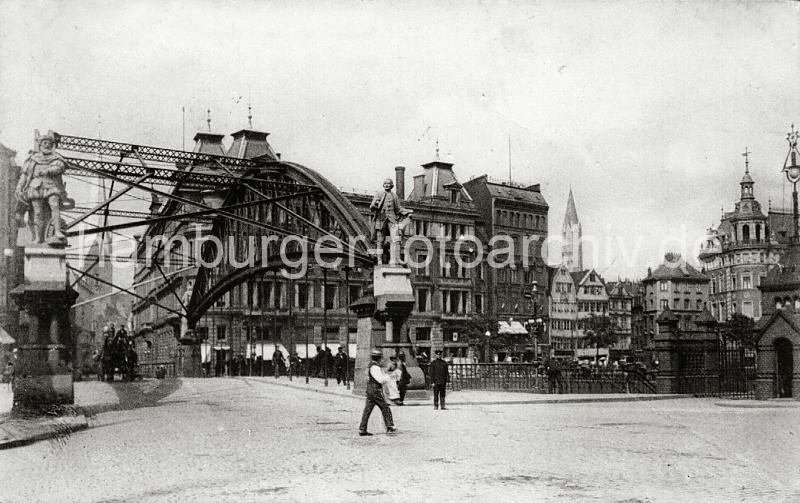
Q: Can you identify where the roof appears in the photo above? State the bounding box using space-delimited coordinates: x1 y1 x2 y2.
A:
644 260 708 283
657 307 678 323
761 243 800 289
226 129 277 160
407 159 473 202
570 269 605 287
0 326 14 345
483 182 548 207
695 309 718 325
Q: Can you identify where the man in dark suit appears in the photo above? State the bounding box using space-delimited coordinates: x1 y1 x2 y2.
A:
397 352 411 405
429 349 449 410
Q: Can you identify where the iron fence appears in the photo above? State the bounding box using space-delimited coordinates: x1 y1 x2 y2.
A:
420 363 657 394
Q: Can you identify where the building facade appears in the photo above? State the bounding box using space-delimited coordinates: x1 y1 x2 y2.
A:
642 253 710 342
463 175 549 360
605 281 633 354
698 164 780 322
0 143 20 335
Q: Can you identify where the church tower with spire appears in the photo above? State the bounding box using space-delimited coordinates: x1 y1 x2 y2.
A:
562 188 583 272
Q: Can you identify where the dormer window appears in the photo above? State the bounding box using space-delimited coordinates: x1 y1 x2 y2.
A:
450 189 459 204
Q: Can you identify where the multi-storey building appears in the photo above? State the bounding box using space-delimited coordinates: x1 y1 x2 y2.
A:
0 143 20 329
642 253 710 343
698 162 780 321
605 281 633 354
345 157 483 362
0 143 21 369
463 175 549 360
548 265 578 356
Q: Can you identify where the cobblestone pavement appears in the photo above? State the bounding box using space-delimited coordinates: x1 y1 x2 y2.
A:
1 378 798 503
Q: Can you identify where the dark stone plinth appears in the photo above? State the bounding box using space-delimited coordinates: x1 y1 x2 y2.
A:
12 344 74 408
10 248 78 411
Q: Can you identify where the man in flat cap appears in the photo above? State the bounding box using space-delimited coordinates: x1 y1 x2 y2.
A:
358 349 397 436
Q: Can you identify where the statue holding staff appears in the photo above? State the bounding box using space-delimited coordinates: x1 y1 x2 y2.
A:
15 130 73 246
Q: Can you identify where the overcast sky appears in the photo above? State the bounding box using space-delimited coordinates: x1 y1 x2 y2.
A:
1 0 799 280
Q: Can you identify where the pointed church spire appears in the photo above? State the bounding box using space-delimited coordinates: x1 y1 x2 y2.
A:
564 187 580 226
562 188 583 272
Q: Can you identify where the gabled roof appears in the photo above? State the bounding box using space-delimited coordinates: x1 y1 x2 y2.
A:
484 182 548 207
755 308 800 338
657 306 678 323
408 159 473 202
570 269 605 287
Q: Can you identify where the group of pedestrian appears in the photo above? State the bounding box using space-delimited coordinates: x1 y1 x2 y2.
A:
358 349 449 436
97 324 138 382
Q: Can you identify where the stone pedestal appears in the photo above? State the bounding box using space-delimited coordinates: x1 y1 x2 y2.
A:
10 248 78 410
352 265 428 399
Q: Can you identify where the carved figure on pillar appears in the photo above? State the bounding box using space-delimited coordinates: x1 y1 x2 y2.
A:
15 130 74 246
369 178 412 265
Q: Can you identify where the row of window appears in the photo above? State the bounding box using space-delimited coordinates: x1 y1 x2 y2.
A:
658 281 705 293
654 298 705 310
709 272 765 294
412 221 475 240
495 209 546 230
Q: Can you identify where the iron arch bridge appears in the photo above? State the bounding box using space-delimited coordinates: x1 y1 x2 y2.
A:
55 132 376 334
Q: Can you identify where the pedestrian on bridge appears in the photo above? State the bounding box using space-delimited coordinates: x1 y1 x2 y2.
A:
358 350 397 436
272 347 284 379
429 350 449 410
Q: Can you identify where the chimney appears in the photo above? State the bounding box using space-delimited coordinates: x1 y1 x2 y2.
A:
395 166 406 200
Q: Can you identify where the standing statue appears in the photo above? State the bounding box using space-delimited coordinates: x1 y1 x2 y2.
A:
370 178 412 265
15 130 73 246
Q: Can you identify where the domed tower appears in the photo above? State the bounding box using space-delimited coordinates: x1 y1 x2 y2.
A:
699 148 773 322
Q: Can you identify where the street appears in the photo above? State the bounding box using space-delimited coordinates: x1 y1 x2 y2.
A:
1 378 799 502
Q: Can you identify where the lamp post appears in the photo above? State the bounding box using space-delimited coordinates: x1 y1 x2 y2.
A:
783 124 800 242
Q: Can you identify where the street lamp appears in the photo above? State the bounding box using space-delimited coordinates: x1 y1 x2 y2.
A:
783 124 800 242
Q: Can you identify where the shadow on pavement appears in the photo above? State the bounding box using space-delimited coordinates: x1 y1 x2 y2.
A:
79 378 183 418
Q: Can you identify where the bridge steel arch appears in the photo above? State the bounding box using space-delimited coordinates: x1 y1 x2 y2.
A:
184 160 375 327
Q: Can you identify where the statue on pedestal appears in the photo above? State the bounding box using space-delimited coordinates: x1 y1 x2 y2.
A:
15 130 74 246
369 178 412 265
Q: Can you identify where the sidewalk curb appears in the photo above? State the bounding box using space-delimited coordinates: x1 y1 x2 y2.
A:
714 400 800 409
0 414 89 450
239 377 690 406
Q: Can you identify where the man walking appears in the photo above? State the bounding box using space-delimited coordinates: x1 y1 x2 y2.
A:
334 346 347 385
359 349 397 436
397 352 411 405
429 349 449 410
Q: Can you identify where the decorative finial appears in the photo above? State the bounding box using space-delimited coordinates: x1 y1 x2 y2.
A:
435 138 440 161
788 124 799 149
206 109 211 132
769 197 772 211
742 147 750 173
248 102 253 128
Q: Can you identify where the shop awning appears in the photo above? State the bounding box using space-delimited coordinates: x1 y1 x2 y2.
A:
498 321 528 335
246 342 290 359
0 326 15 345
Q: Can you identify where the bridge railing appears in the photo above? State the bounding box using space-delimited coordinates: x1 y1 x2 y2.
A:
420 363 658 394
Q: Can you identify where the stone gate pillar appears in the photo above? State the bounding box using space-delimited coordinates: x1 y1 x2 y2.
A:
10 248 78 410
654 308 679 394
